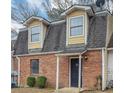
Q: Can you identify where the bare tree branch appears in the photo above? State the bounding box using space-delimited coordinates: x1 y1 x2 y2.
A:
43 0 74 21
12 0 113 23
11 1 40 23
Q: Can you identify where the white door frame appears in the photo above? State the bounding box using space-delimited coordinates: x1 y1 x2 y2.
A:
69 57 83 88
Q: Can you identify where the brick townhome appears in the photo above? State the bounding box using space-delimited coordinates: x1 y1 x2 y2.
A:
13 5 113 91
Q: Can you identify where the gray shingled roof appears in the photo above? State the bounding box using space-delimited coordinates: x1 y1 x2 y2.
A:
14 16 107 55
61 45 86 53
14 31 28 55
87 16 107 48
11 40 16 51
42 22 66 52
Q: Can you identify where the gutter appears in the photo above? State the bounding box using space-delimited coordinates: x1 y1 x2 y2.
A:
87 47 103 50
13 51 62 57
80 50 87 55
95 10 112 15
55 47 105 56
107 48 113 50
16 56 20 87
13 48 111 57
55 50 87 56
55 53 81 56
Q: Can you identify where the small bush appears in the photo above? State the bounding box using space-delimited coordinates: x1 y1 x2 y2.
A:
27 77 36 87
36 76 47 88
96 75 102 90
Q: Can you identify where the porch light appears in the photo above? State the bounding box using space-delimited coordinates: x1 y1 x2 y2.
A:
84 55 88 61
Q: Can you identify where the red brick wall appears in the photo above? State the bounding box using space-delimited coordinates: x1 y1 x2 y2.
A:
19 54 57 87
12 57 18 85
82 50 102 90
12 57 18 72
19 54 69 88
59 56 69 88
17 50 102 89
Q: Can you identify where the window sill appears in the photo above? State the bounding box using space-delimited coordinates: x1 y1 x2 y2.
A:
69 35 84 38
30 73 39 76
29 41 41 44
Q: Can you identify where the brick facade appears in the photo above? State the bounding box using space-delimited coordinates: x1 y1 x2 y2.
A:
82 50 102 90
59 56 69 88
12 57 18 85
17 54 69 88
19 54 57 87
13 50 102 89
12 57 18 72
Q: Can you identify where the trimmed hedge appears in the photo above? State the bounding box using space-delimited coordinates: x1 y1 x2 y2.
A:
36 76 47 88
27 77 36 87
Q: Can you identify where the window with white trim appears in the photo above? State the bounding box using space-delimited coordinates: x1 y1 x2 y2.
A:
31 26 40 42
70 16 84 36
30 59 39 74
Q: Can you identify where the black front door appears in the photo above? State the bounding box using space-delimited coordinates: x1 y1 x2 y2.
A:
71 58 82 87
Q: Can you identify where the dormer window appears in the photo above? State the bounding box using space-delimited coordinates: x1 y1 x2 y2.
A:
70 16 84 37
31 26 40 42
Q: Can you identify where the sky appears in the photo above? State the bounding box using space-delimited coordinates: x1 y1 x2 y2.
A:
11 0 49 32
12 0 112 32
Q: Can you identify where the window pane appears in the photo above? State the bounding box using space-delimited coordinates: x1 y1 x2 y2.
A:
31 60 39 74
31 34 40 42
31 26 40 34
70 27 83 36
70 16 83 27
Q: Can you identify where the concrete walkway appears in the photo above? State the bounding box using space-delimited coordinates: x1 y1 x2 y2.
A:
54 88 83 93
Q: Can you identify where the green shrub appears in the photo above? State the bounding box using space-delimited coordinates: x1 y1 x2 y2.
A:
27 77 36 87
36 76 47 88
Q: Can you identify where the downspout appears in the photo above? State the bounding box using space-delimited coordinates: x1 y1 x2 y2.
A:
78 54 82 92
102 48 105 90
11 51 14 74
16 56 20 87
78 50 87 92
102 48 107 91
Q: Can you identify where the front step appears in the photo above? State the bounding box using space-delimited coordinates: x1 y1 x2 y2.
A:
53 88 83 93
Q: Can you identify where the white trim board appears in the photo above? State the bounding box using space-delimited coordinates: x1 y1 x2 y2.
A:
13 51 62 57
69 57 83 88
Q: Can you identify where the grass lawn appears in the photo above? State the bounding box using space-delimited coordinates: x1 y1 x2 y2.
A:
11 88 54 93
82 89 113 93
11 88 113 93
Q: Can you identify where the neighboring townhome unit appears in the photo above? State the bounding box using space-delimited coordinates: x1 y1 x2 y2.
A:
13 5 113 91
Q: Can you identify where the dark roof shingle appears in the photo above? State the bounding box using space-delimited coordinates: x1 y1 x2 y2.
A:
42 22 66 52
11 40 16 51
14 31 28 55
87 16 107 48
14 16 107 55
